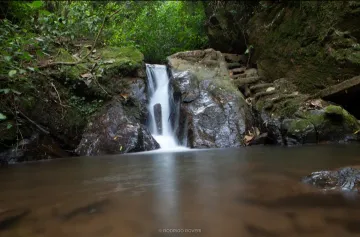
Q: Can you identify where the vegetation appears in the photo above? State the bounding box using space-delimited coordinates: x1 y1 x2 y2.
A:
0 0 208 151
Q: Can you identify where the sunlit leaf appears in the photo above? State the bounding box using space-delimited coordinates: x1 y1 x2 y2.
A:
0 113 7 121
0 89 10 94
8 70 17 77
11 90 22 95
28 1 43 9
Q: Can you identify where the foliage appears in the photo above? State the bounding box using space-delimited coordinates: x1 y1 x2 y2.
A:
106 1 208 62
0 0 209 146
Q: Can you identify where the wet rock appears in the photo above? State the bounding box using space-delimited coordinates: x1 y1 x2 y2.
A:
0 133 68 164
76 101 159 156
153 103 162 134
247 133 269 146
302 167 360 192
281 119 317 145
168 49 254 148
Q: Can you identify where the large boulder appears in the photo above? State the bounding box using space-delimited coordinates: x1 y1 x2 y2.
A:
76 101 159 156
168 49 254 148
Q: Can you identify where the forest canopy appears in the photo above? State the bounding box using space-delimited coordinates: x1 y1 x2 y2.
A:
0 0 208 64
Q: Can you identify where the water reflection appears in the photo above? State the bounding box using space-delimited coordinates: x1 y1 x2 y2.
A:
152 152 179 228
1 145 360 236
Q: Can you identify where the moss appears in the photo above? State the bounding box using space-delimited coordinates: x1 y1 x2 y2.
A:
287 119 314 136
54 48 88 80
296 105 360 141
324 105 360 128
325 105 344 115
96 46 144 77
55 48 77 62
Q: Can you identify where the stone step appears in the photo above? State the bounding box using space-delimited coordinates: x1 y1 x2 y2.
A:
223 53 247 63
230 73 246 79
229 67 246 75
233 76 262 87
227 62 242 69
254 90 277 100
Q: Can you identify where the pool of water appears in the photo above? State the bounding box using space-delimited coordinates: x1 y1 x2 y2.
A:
1 144 360 236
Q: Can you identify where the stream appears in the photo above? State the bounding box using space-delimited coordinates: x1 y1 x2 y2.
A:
1 144 360 236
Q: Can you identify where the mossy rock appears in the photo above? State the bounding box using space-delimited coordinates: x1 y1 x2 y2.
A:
301 105 360 142
55 48 88 80
168 49 241 95
283 118 317 145
96 46 144 77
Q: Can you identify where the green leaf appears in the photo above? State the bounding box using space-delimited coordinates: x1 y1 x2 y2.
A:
11 90 22 95
0 113 7 121
0 89 10 94
6 123 12 129
20 52 32 61
28 1 43 9
27 67 35 72
8 70 17 77
4 56 12 61
39 10 51 16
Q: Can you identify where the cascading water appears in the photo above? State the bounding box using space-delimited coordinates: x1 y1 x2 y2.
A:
146 64 185 150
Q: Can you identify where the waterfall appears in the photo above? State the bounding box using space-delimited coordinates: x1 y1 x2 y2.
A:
146 64 185 150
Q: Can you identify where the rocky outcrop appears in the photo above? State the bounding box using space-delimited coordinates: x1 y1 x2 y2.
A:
0 46 153 162
202 1 258 54
302 167 360 192
168 49 254 148
76 100 159 156
204 2 360 95
227 61 360 145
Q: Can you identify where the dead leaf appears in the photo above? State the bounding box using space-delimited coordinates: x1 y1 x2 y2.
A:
120 93 129 100
81 73 93 79
310 99 323 108
254 127 260 136
244 135 254 145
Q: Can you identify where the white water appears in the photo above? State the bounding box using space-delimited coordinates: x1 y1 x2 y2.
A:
146 64 186 151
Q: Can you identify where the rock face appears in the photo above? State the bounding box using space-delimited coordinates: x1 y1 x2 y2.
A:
204 2 360 95
153 103 162 134
302 167 360 192
76 101 159 156
0 46 151 162
231 65 360 145
168 49 254 148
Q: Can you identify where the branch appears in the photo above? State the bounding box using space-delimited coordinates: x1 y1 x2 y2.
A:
17 110 50 134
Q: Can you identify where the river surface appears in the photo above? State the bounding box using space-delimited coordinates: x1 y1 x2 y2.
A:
1 145 360 236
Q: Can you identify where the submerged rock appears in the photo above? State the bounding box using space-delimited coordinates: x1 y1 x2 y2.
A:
168 49 254 148
302 167 360 192
76 101 159 156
